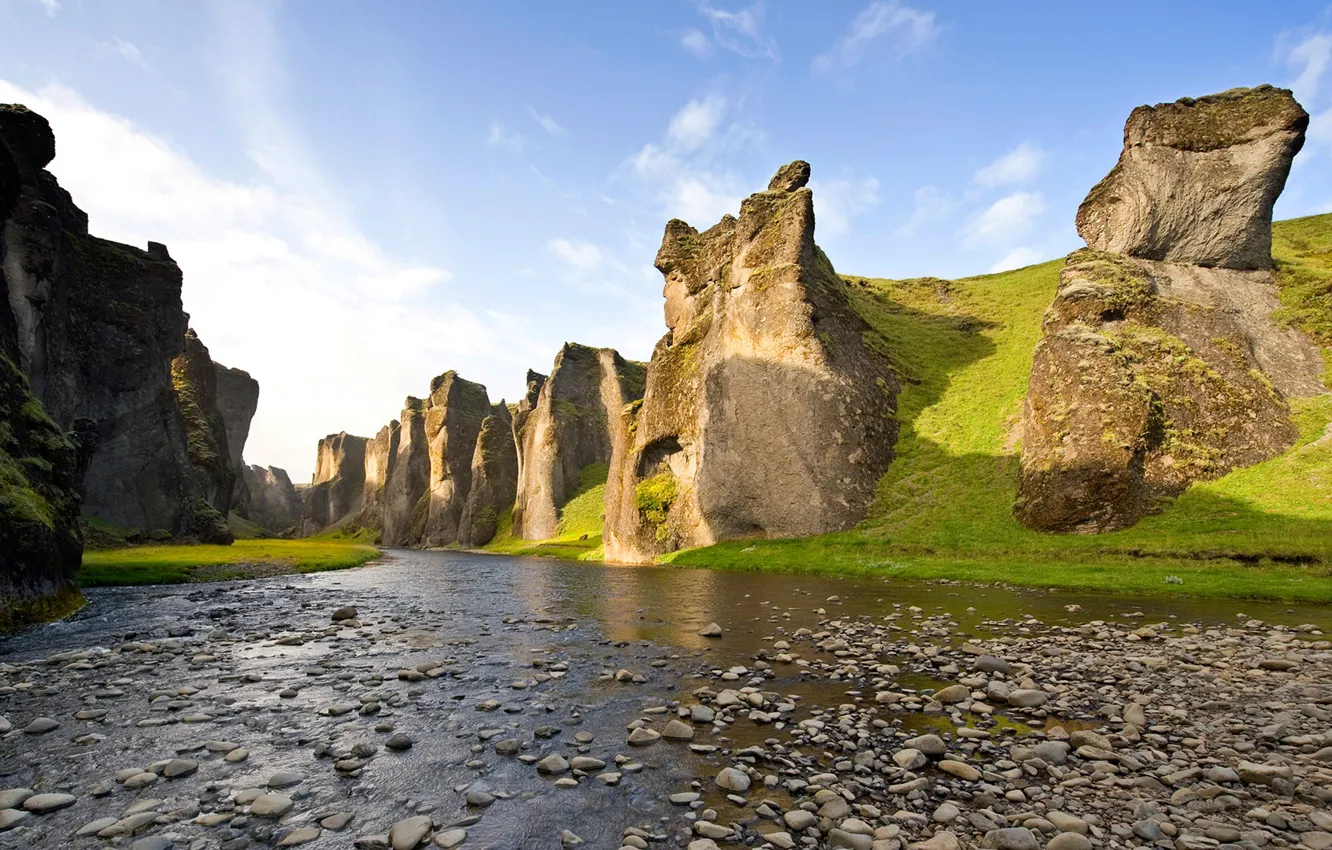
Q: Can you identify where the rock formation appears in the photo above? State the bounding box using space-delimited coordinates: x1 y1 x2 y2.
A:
512 343 646 540
418 372 491 547
0 102 233 538
603 161 899 563
298 431 368 535
244 465 301 533
1016 87 1324 533
459 403 518 546
213 362 259 517
170 329 235 542
381 397 430 546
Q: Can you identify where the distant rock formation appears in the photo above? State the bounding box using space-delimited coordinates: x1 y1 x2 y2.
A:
512 343 646 540
1017 87 1323 533
459 403 518 546
0 102 236 540
244 465 301 533
0 105 84 615
604 161 899 563
298 431 368 535
213 362 259 517
418 372 491 547
381 396 430 546
170 329 234 542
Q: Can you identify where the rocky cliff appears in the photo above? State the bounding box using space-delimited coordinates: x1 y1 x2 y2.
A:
512 343 645 540
418 372 491 547
244 464 301 533
0 105 84 619
603 161 899 563
1016 87 1323 532
459 403 518 545
0 103 229 538
298 431 368 535
170 329 235 543
213 362 259 517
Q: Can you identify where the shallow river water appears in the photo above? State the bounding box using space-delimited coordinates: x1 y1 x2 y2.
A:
1 551 1329 850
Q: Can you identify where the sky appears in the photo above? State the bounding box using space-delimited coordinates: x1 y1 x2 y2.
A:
1 0 1330 483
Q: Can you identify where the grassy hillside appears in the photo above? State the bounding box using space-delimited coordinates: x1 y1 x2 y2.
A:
481 462 607 560
671 214 1332 601
81 539 381 586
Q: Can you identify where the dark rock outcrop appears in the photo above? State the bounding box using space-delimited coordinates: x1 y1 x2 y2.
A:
0 103 215 535
213 363 259 517
298 431 368 535
459 403 518 546
1077 86 1308 271
604 161 899 563
1017 87 1324 533
244 465 301 533
170 329 234 542
512 344 646 540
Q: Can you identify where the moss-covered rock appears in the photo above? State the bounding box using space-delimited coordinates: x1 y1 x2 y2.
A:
171 329 236 528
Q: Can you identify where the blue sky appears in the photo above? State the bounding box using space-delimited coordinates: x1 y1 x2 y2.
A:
2 0 1330 481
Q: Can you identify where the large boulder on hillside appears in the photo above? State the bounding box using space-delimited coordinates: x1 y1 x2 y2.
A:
244 465 301 533
298 431 368 535
459 403 519 546
603 161 899 563
0 103 208 535
213 363 259 517
1076 86 1308 270
1017 87 1324 533
512 344 645 540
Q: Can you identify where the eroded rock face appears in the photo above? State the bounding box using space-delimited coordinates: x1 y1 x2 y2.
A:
459 403 518 546
1017 88 1323 533
341 420 400 536
604 161 898 563
244 465 301 534
419 372 491 547
213 363 259 517
298 432 368 535
1076 86 1308 270
0 103 211 536
381 397 430 546
512 344 645 540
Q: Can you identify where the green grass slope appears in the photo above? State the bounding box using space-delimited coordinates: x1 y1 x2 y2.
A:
482 462 607 560
80 539 381 586
672 214 1332 602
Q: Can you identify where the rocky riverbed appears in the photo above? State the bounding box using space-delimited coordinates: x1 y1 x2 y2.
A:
1 551 1330 850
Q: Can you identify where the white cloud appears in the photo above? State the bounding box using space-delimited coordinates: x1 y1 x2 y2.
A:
528 106 567 138
667 95 727 150
988 246 1044 273
963 191 1046 246
974 141 1045 188
809 174 880 238
680 29 713 59
36 0 59 15
1286 31 1332 102
671 176 744 224
547 238 604 272
700 2 779 60
895 185 954 236
0 78 529 484
110 38 146 68
486 120 526 153
813 1 939 74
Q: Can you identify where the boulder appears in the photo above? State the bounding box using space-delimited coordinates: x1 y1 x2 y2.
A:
1017 87 1324 533
0 105 209 535
458 403 517 546
512 343 645 540
603 161 898 563
213 362 259 517
1077 86 1308 270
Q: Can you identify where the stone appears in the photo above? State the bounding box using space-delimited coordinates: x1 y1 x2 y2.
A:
22 793 76 813
938 760 980 781
536 755 570 774
279 827 322 846
663 719 695 740
331 606 358 621
0 809 28 830
321 812 354 830
250 793 294 818
434 829 467 849
603 161 898 562
934 685 969 704
129 838 173 850
627 727 660 745
23 717 59 734
982 828 1041 850
1045 836 1091 850
911 832 961 850
389 816 434 850
162 758 198 778
386 732 414 750
1005 689 1049 708
894 749 927 770
715 766 751 792
267 771 304 788
785 810 818 831
78 817 120 836
698 623 723 638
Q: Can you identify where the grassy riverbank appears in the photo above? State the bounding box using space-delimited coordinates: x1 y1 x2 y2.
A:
79 539 381 586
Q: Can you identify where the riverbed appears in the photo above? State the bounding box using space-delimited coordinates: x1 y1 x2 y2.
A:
1 551 1329 850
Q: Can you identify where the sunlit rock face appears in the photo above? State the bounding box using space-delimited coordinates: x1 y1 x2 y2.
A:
1017 86 1324 533
0 103 210 535
213 362 259 518
170 329 236 538
511 343 645 541
298 431 368 535
604 161 899 564
244 464 301 533
459 402 518 546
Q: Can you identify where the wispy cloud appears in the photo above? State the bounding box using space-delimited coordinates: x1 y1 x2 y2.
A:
528 106 567 138
809 174 880 238
680 28 713 59
896 185 955 236
1285 31 1332 102
36 0 59 16
110 38 146 68
699 2 779 61
547 238 604 271
813 1 939 74
989 246 1044 273
667 95 727 150
486 120 527 153
963 191 1046 247
974 141 1045 188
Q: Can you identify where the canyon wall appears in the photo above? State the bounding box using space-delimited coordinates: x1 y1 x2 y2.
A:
603 161 900 563
1016 86 1323 532
244 465 301 533
213 362 259 518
